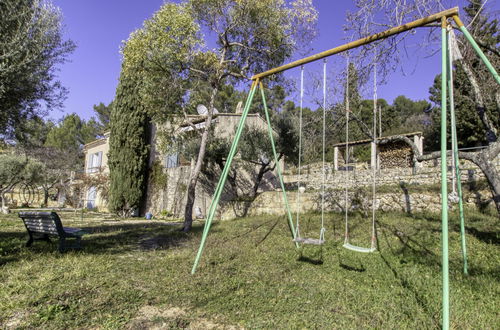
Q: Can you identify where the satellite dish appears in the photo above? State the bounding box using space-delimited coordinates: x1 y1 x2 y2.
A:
197 104 219 115
197 104 207 115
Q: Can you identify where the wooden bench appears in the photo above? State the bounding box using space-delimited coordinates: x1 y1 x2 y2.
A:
18 211 86 252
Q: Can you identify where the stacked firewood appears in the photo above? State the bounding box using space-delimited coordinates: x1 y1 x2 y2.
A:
379 141 413 168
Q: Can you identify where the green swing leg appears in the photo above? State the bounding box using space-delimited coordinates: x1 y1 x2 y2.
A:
191 80 299 274
453 16 500 85
440 17 450 330
191 81 259 275
259 82 298 246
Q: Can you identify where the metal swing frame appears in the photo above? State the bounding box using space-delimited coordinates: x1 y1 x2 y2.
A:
190 7 500 330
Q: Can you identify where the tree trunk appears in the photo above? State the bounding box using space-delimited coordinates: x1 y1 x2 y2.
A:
1 193 8 214
252 164 270 198
181 87 219 232
458 60 500 214
460 61 498 141
251 155 281 198
43 187 49 207
474 150 500 215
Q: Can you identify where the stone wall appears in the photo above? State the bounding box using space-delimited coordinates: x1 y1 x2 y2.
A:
283 156 500 191
145 165 211 218
219 187 494 220
217 155 500 219
145 151 499 219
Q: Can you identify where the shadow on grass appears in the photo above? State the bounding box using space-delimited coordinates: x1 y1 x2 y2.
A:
297 255 324 265
379 251 440 328
335 245 368 271
255 218 281 247
463 226 499 245
213 216 281 246
80 222 209 255
408 209 499 249
379 213 499 281
0 231 27 265
377 220 440 267
339 262 365 272
0 221 212 263
376 221 440 326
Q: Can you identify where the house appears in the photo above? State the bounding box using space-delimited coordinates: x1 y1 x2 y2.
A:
82 132 110 210
83 113 283 216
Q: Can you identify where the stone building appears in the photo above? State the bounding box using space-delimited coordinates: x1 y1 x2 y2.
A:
82 113 283 216
144 113 283 218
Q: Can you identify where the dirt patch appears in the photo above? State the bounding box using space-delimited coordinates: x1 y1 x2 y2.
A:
127 305 242 329
139 305 185 319
2 310 31 329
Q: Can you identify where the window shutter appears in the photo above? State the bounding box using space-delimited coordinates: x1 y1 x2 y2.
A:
97 152 102 168
87 154 93 173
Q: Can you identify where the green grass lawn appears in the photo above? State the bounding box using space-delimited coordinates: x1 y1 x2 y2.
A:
0 209 498 329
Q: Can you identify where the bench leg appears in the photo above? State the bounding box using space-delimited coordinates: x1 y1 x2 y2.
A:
26 233 34 247
74 236 82 249
58 238 66 253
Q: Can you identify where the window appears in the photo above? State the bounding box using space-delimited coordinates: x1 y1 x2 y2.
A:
86 186 97 209
165 153 179 168
87 151 102 173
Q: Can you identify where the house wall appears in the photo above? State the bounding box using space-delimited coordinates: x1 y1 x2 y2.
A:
144 113 284 218
145 165 210 218
84 134 110 174
82 133 110 211
213 114 285 172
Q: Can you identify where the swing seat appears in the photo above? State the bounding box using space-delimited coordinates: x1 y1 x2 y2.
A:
293 237 325 245
343 243 376 253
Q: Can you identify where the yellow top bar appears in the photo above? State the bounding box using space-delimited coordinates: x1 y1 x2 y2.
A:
452 15 465 28
251 7 459 80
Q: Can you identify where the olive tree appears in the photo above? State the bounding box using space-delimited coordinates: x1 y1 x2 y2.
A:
0 0 75 137
119 0 317 230
0 155 41 213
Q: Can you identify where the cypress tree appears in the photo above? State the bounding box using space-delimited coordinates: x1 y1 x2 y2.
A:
108 67 150 216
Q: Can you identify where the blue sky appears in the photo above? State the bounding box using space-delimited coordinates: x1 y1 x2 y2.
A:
51 0 497 121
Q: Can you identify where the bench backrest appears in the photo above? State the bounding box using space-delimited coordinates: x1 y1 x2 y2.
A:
18 212 65 236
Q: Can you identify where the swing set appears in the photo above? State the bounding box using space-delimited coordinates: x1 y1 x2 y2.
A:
190 7 500 330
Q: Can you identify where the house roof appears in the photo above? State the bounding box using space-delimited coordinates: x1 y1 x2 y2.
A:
179 113 265 128
83 131 110 151
179 113 277 134
331 131 422 148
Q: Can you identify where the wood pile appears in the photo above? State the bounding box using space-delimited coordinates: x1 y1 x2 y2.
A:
379 141 413 168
